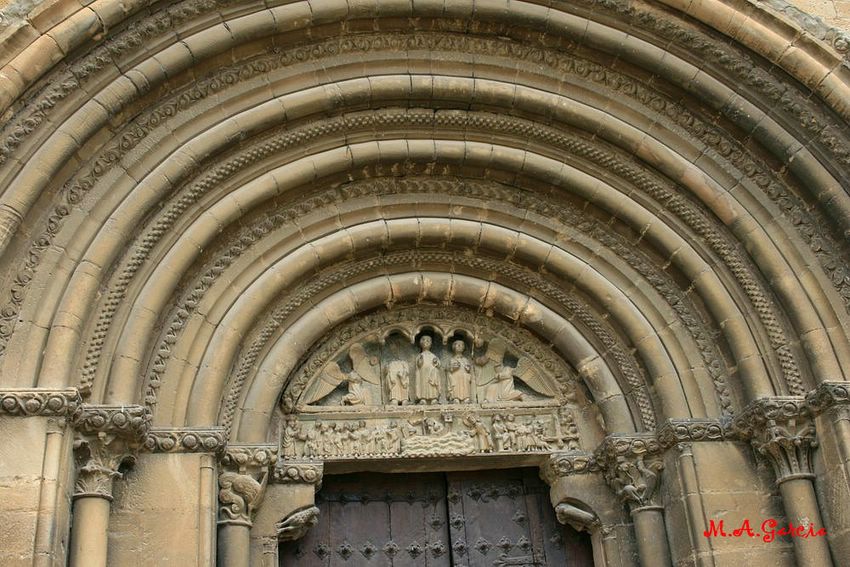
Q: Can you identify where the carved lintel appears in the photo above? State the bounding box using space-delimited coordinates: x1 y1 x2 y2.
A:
71 405 151 501
0 388 81 417
595 434 664 511
733 397 817 484
144 427 227 453
657 418 727 449
806 381 850 419
218 444 278 527
273 460 323 489
540 451 599 485
276 505 320 541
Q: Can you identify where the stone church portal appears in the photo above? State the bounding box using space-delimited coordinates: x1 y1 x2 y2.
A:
0 0 850 566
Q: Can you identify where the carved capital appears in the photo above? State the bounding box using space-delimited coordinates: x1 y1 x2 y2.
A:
596 435 664 511
276 505 320 542
274 460 324 488
72 435 135 501
806 381 850 418
0 388 81 416
540 451 599 485
144 427 227 453
218 445 277 527
733 397 817 484
657 418 727 449
71 405 150 501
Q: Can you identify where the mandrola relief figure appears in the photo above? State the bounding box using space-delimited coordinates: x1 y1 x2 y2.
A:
415 335 442 404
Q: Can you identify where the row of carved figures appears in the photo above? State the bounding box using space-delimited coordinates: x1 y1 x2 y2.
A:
281 410 579 458
306 336 556 407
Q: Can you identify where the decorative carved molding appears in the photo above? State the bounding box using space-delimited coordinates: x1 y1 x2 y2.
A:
0 388 80 416
595 435 664 512
657 418 727 448
732 397 817 484
218 444 277 527
805 381 850 416
540 452 600 485
273 461 323 488
276 505 320 542
72 404 151 439
143 427 227 453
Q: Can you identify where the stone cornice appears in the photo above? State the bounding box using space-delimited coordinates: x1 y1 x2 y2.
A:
144 427 227 453
0 388 81 416
220 444 278 472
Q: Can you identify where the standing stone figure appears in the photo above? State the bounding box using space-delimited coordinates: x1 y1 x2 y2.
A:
415 335 442 404
385 359 411 405
447 339 473 403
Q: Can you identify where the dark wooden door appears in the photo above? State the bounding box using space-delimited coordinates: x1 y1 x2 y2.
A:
280 470 593 567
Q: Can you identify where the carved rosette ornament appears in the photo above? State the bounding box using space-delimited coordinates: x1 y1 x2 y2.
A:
218 445 278 528
657 418 727 449
71 405 151 501
595 435 664 513
144 427 227 453
0 388 81 416
540 451 599 485
733 397 818 484
274 460 324 488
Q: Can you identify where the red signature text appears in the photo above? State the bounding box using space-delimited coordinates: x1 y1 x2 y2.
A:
703 519 826 542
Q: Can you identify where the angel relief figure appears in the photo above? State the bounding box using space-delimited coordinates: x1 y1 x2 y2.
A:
474 338 559 402
303 343 380 406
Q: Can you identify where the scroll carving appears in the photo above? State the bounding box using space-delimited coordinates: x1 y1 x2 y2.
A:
0 388 80 416
143 427 227 453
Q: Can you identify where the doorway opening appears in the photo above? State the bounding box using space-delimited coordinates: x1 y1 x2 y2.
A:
280 468 594 566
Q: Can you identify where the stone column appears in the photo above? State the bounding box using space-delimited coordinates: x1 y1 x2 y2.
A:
597 435 671 567
69 405 150 567
806 382 850 558
734 398 833 567
217 445 278 567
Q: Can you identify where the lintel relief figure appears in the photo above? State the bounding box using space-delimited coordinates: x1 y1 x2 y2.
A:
415 335 442 404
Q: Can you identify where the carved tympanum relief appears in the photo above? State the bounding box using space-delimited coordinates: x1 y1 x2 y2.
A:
279 307 595 461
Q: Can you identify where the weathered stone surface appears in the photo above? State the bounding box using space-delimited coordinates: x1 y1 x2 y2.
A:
0 0 849 564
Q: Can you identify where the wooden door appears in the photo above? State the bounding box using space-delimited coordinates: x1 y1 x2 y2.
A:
279 472 451 567
280 470 593 567
445 469 592 567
